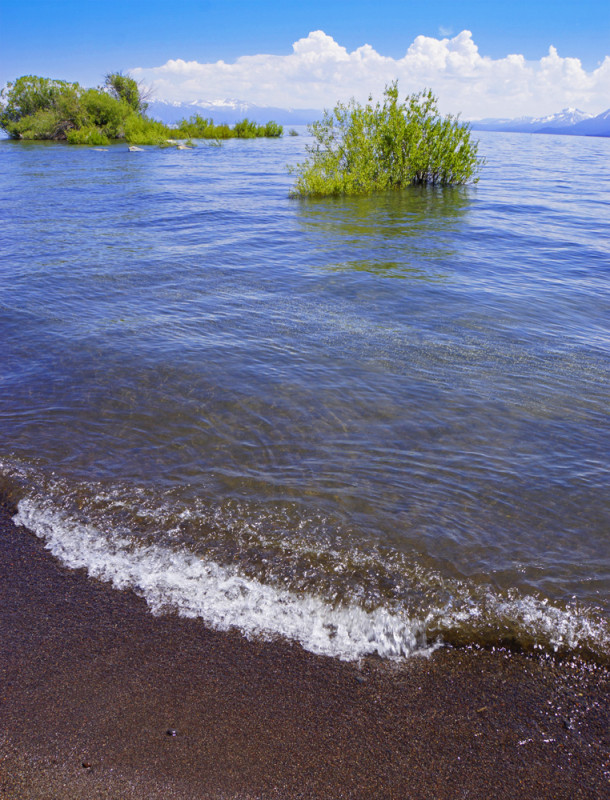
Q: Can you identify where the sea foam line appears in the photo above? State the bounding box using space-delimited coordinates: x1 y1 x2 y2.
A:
12 496 609 662
13 498 431 661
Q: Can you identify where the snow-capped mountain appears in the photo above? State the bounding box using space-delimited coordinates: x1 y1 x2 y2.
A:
535 108 594 128
549 108 610 136
146 98 610 137
147 99 320 126
470 107 610 137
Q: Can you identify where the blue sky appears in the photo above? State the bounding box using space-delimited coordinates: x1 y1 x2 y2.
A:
1 1 609 116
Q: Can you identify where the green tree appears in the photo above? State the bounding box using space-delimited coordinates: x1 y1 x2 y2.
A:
291 83 483 197
104 71 148 114
0 75 84 138
0 72 155 142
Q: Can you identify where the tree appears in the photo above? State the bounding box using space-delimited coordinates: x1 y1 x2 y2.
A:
291 83 483 197
0 73 146 141
0 75 83 138
104 72 149 114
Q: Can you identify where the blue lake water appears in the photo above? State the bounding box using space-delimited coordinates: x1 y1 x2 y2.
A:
1 131 609 661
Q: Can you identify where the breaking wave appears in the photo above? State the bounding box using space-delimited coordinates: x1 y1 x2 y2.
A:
12 495 610 664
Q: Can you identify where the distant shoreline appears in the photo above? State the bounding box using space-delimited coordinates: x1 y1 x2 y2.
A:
1 498 608 799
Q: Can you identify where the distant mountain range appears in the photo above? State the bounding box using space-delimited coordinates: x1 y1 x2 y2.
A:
148 99 610 137
469 107 610 137
147 99 319 126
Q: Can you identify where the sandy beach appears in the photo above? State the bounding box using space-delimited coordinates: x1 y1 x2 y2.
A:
0 495 608 799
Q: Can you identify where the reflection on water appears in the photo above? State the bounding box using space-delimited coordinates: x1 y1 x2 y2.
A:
297 185 470 279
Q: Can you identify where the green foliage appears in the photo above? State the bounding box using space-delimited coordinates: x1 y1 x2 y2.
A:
260 121 283 138
104 72 148 113
81 89 132 137
231 118 282 138
0 73 284 146
174 114 233 139
0 75 83 138
7 109 64 140
174 115 282 140
66 126 110 145
0 75 78 123
233 118 259 138
288 128 299 136
123 114 171 145
291 83 483 197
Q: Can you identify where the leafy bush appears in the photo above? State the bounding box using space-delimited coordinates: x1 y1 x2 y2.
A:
0 73 154 143
81 89 132 137
291 83 483 197
233 118 259 138
66 126 111 145
7 109 65 140
260 121 283 138
0 76 79 125
105 72 148 114
123 114 171 145
174 115 233 139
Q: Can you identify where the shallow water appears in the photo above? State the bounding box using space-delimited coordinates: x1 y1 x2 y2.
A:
1 131 609 661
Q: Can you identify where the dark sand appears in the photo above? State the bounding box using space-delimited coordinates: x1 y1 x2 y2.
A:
1 497 608 799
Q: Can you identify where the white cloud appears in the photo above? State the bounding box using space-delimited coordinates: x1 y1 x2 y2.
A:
132 30 610 118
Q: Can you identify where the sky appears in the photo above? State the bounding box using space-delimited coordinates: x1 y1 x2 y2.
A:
1 0 609 118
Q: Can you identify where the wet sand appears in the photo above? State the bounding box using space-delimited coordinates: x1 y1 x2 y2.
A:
1 496 608 799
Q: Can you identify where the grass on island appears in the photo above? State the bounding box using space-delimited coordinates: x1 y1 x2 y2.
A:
0 73 283 146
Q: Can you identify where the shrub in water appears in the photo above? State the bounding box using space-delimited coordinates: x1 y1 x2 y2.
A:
291 83 483 197
123 114 171 145
233 118 259 139
259 121 283 138
66 126 110 145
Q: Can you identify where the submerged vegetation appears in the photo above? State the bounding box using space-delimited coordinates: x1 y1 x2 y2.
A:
0 74 283 144
173 114 283 140
291 82 482 197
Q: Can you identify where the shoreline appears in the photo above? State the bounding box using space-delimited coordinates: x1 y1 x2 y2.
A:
1 497 608 799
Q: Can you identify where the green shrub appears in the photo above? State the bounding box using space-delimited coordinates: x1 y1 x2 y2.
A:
123 114 172 145
81 89 132 137
260 121 283 138
0 76 79 125
8 108 83 140
174 114 214 138
105 72 148 114
233 118 259 138
291 83 483 197
66 126 110 145
0 72 154 143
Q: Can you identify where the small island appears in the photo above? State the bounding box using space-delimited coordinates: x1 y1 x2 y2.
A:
0 72 283 145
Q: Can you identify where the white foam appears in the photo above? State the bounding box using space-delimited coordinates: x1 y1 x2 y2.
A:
13 498 431 661
12 495 609 662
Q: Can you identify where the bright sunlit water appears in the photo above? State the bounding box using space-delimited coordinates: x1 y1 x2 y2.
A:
1 130 609 661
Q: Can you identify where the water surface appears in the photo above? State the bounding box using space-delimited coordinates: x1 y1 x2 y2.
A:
1 131 608 660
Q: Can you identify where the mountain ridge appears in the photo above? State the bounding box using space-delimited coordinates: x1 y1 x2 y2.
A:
147 99 610 137
469 107 610 137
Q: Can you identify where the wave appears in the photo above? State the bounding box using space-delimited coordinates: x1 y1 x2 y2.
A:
13 498 432 660
12 495 610 664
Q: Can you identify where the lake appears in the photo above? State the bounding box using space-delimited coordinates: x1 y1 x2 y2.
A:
1 130 608 662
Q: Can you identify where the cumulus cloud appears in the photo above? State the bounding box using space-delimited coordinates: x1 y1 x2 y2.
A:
132 30 610 118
